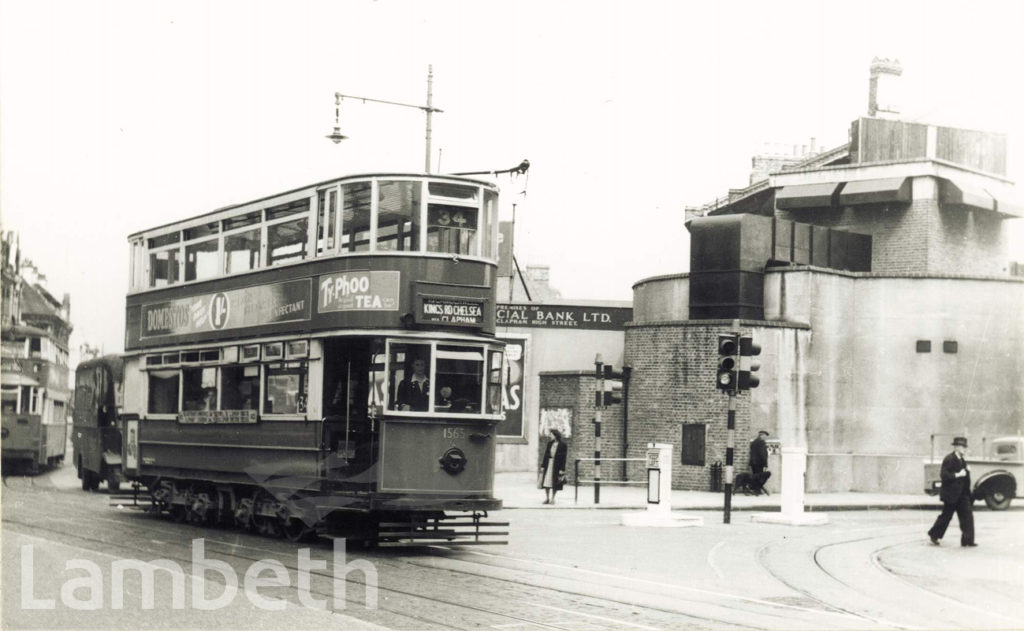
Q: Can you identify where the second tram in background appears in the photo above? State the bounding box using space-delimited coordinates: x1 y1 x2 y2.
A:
117 172 507 544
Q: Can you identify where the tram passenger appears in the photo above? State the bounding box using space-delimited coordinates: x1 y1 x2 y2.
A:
396 357 430 411
436 386 454 409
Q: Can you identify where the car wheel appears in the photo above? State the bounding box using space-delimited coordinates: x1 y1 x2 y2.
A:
984 488 1012 510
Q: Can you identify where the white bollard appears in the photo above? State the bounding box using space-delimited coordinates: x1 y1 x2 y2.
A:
752 446 828 525
780 446 806 516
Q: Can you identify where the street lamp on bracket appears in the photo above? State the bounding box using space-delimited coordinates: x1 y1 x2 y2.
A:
327 65 444 173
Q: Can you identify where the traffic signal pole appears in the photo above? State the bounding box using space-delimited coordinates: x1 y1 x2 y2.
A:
724 390 736 523
594 354 603 505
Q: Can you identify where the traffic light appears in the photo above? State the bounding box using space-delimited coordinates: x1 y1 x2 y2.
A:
716 334 738 392
601 364 628 405
738 335 761 390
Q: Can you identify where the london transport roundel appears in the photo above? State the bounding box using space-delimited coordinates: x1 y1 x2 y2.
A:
209 293 230 330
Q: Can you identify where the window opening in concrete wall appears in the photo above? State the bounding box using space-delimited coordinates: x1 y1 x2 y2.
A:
943 341 958 354
681 423 706 466
916 340 931 353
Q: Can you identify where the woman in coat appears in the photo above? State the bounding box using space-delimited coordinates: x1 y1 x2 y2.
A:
540 429 568 504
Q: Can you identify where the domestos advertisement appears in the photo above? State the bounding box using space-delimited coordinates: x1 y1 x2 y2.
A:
141 279 312 339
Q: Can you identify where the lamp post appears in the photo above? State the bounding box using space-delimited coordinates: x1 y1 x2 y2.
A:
327 65 444 173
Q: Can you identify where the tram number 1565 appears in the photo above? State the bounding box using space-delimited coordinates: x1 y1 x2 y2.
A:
443 427 465 440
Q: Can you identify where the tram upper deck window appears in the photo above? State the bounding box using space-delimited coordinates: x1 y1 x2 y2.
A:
266 199 310 266
482 189 498 259
341 182 372 252
317 188 339 254
377 181 421 252
427 205 478 256
149 248 180 287
185 239 219 282
224 228 261 274
427 182 479 257
224 211 262 274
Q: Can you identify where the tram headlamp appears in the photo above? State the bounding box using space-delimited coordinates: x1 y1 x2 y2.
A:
439 447 468 474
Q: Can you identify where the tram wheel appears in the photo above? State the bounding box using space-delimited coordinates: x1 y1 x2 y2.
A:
256 516 283 538
283 518 315 543
169 505 188 523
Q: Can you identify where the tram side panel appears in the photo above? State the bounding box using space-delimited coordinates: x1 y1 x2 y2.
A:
135 418 322 486
1 413 43 467
377 418 499 510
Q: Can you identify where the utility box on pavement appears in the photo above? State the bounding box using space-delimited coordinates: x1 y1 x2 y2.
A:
622 442 702 527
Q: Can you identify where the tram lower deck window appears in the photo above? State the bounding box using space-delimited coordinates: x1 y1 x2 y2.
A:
221 365 259 410
182 367 217 411
435 345 484 413
264 363 307 415
148 371 180 414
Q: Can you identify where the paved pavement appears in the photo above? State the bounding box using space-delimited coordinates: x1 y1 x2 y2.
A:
495 471 941 511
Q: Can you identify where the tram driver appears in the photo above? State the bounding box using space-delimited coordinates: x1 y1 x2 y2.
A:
396 356 431 411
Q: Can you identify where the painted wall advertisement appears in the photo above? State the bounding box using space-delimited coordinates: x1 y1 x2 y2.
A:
497 336 525 438
540 407 573 439
141 279 311 339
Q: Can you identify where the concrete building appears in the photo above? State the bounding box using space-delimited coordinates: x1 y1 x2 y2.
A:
626 60 1024 493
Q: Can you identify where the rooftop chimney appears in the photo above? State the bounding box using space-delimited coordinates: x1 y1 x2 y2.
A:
868 57 902 119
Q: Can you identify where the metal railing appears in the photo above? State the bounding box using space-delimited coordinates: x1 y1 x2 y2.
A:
573 457 646 504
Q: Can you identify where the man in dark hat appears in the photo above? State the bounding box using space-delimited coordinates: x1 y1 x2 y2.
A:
749 430 769 476
927 437 976 547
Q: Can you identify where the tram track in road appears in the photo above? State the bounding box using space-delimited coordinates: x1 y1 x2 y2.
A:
6 494 890 631
411 546 877 630
5 498 844 630
4 507 678 630
756 527 1023 630
13 486 1016 630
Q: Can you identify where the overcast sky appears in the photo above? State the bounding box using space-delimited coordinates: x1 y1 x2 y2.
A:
2 0 1023 356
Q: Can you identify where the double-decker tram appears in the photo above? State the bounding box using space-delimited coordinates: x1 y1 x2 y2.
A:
121 173 507 544
1 324 70 473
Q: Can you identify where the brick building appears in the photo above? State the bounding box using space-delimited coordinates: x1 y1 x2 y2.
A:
625 60 1024 493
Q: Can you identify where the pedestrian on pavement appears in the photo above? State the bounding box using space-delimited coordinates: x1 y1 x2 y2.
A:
539 429 568 505
928 436 976 547
749 430 769 475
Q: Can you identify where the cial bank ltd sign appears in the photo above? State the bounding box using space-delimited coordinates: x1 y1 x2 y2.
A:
496 304 632 331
